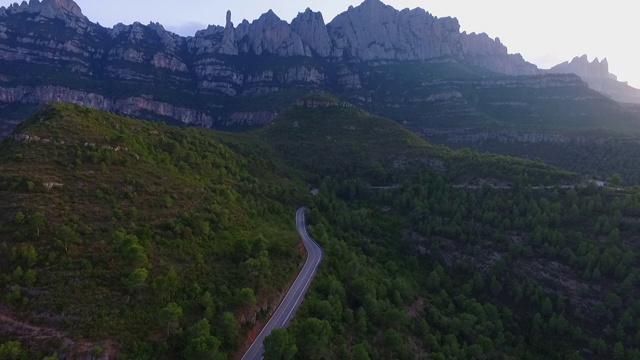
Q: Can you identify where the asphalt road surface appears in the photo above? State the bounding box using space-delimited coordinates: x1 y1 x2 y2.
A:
241 207 323 360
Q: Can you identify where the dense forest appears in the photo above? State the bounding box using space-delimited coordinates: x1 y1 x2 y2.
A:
446 138 640 186
267 176 640 359
0 104 308 359
1 101 639 359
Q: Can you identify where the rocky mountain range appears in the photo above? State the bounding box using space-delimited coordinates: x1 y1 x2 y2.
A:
0 0 540 127
549 55 640 104
0 0 638 133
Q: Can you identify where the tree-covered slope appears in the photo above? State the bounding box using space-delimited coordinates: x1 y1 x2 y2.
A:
3 100 634 360
279 174 640 360
0 103 309 359
261 94 578 186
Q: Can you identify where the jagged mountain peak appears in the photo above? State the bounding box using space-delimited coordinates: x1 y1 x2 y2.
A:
341 0 397 17
359 0 389 9
259 9 281 21
5 0 85 18
226 10 232 27
297 7 325 21
551 54 613 80
292 7 327 24
291 6 332 56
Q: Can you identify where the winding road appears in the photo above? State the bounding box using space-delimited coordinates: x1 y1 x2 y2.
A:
241 207 323 360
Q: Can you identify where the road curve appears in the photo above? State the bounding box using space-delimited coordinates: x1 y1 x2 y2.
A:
241 207 323 360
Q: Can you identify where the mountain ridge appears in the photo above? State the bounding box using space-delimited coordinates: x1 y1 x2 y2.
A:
1 0 639 136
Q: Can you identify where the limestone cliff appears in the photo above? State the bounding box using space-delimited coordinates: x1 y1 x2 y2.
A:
291 9 332 57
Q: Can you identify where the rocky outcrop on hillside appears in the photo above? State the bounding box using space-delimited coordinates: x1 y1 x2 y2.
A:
549 55 640 104
0 85 215 126
0 85 279 127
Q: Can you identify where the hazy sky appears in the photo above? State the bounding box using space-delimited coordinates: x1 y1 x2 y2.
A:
3 0 638 87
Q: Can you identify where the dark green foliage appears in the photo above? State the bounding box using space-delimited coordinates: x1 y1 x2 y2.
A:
262 102 576 186
0 341 25 360
159 302 183 336
183 319 222 360
290 170 640 359
0 104 307 358
3 102 639 359
294 318 331 360
442 135 640 186
264 329 297 360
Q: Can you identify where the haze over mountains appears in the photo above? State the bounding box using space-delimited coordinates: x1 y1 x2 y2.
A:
549 55 640 104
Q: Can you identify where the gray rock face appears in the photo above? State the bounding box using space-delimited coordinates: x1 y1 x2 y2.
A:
108 22 189 72
190 11 238 56
0 85 281 127
328 0 464 60
236 10 309 57
291 8 332 57
0 0 539 76
325 0 538 75
0 85 214 125
6 0 89 30
461 33 538 75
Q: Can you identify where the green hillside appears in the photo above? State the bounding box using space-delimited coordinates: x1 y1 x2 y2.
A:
0 103 308 359
257 98 640 360
285 171 640 360
261 95 578 186
3 101 639 360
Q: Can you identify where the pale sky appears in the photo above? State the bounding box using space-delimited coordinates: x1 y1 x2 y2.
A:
2 0 638 88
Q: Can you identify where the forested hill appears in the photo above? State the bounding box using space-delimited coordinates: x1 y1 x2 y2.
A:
2 101 639 359
262 94 578 186
0 103 310 358
261 100 640 360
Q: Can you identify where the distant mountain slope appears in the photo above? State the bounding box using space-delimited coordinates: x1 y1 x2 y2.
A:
549 55 640 104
